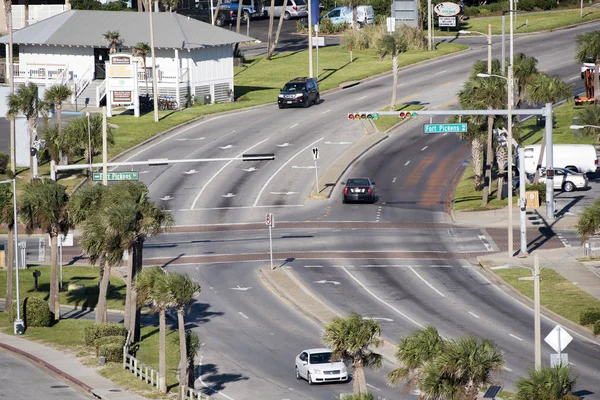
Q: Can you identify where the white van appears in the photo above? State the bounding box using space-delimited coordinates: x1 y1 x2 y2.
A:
522 144 598 174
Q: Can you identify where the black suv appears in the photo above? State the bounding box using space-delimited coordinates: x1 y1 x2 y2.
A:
278 77 320 109
176 0 237 26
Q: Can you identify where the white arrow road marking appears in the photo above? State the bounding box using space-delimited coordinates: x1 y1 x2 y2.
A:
292 166 315 169
254 137 324 207
242 167 257 172
139 170 150 174
270 191 298 195
175 137 205 141
219 145 234 150
408 266 446 297
313 280 341 285
342 266 424 328
160 196 174 201
192 138 269 209
238 312 249 319
230 285 252 291
363 317 393 322
183 169 198 175
277 142 292 147
222 193 236 198
324 141 352 145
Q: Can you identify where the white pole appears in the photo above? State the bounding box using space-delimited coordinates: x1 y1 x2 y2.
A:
59 236 63 290
545 103 555 220
427 0 432 51
518 146 527 256
487 24 492 74
314 158 319 195
315 28 319 81
102 107 108 186
507 65 514 258
87 112 92 175
269 225 274 270
501 14 506 74
13 178 23 334
148 2 160 122
307 0 313 77
534 252 541 370
211 0 215 24
581 0 584 18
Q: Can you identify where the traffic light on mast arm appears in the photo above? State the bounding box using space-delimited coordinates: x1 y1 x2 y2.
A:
348 113 380 120
398 111 418 119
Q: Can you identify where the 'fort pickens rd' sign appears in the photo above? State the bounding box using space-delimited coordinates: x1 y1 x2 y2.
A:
434 2 461 16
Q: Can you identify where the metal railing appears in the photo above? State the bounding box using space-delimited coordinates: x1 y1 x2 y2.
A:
12 63 68 82
73 67 92 100
46 67 69 87
96 79 106 107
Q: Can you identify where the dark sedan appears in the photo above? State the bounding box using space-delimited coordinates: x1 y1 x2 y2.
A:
342 178 375 204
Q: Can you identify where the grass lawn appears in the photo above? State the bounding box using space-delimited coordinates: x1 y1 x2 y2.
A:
435 6 600 37
0 312 182 399
372 103 424 132
452 102 598 212
492 267 600 325
0 266 126 311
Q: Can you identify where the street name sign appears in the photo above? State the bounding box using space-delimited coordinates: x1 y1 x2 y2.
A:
92 172 139 181
423 123 468 134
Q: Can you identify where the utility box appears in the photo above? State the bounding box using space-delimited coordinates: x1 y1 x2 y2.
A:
526 190 540 209
203 95 211 105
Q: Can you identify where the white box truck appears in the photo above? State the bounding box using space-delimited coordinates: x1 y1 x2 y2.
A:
522 144 598 174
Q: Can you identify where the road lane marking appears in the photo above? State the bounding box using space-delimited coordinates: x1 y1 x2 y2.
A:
341 267 424 328
392 177 397 183
367 383 381 391
304 265 323 268
357 95 367 101
290 123 299 128
198 355 237 400
509 333 523 341
468 311 480 319
179 204 304 211
568 76 579 81
253 137 324 207
238 312 250 319
408 266 446 297
421 146 428 151
435 70 448 75
321 109 331 114
190 138 269 210
405 161 410 166
478 234 493 251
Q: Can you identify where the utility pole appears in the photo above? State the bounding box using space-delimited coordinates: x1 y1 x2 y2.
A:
307 0 314 77
427 0 433 51
534 252 541 370
148 0 159 122
6 4 16 175
102 106 108 186
545 102 555 220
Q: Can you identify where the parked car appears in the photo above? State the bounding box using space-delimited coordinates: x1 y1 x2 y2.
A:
342 177 375 203
278 77 320 108
176 0 237 26
262 0 308 19
225 0 264 20
295 348 349 384
538 167 589 192
320 5 374 27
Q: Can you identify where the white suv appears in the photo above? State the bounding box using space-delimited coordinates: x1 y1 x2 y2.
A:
295 348 349 384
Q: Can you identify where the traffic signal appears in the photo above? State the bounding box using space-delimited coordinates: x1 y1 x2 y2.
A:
398 111 417 119
348 113 379 120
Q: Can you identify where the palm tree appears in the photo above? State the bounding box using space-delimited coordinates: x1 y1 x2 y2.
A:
6 82 42 181
577 197 600 241
387 325 445 392
575 30 600 105
377 32 407 111
43 84 73 165
526 73 572 183
516 364 578 400
573 104 600 142
0 184 15 313
512 53 539 109
133 42 151 96
19 179 70 320
165 272 201 396
161 0 178 11
62 114 114 165
322 312 383 394
103 30 124 54
135 265 172 393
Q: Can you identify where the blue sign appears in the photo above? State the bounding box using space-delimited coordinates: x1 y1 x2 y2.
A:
423 123 468 134
310 0 320 24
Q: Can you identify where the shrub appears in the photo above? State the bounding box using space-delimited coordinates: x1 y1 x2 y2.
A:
341 28 370 50
84 322 127 346
0 153 9 174
478 8 491 15
518 0 536 11
94 335 126 355
361 22 387 49
594 320 600 335
8 297 52 328
98 343 123 363
537 0 557 10
398 25 427 51
525 182 546 203
463 6 480 16
580 308 600 325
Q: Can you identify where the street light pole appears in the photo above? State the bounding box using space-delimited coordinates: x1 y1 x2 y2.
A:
534 252 541 370
1 179 23 334
86 112 92 176
507 64 514 257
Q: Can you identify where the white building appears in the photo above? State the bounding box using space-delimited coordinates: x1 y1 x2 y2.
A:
0 10 255 107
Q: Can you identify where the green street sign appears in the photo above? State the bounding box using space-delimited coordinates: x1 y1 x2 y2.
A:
92 172 139 181
423 123 468 134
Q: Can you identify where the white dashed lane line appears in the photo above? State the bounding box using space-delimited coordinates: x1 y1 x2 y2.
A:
421 146 428 151
477 234 493 251
290 123 299 128
238 312 249 319
468 311 480 319
405 161 410 166
509 333 523 341
392 177 397 183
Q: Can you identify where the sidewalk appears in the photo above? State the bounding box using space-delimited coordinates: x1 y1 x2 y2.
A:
0 330 150 400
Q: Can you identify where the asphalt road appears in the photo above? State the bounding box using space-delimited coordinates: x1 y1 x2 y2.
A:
0 349 94 400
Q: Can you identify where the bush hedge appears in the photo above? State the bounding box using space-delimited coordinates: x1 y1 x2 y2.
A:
98 343 123 362
94 335 126 355
580 308 600 325
0 153 9 174
8 297 52 328
84 322 127 346
594 320 600 335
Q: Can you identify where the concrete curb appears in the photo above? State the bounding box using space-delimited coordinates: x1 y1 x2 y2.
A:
476 257 600 344
0 342 97 397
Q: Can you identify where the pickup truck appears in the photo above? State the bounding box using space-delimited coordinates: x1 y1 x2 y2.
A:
223 0 265 21
176 0 238 26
